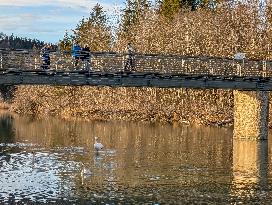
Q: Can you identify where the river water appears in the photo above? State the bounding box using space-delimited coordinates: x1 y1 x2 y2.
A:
0 112 271 204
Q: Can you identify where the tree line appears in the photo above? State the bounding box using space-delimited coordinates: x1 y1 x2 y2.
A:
59 0 220 51
0 33 45 50
60 0 272 60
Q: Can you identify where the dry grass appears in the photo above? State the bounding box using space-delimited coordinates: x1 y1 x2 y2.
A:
10 86 233 126
115 4 272 60
8 4 272 126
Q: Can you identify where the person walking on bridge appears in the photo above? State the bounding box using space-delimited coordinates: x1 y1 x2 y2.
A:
40 44 51 70
124 42 135 72
72 41 81 67
81 44 91 71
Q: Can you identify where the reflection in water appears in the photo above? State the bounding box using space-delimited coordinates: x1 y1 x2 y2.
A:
0 112 271 204
0 112 15 143
231 140 269 203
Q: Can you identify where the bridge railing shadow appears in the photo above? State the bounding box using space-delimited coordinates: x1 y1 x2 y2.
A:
0 49 270 77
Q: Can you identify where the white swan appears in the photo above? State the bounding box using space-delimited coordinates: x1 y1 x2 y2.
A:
94 137 104 151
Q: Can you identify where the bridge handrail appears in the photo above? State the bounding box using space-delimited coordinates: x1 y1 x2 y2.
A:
0 48 272 78
0 49 269 65
0 48 271 63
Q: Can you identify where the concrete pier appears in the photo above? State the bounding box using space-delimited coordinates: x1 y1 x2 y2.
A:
234 91 269 140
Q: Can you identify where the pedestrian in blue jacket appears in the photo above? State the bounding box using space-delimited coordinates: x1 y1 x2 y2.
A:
72 41 81 66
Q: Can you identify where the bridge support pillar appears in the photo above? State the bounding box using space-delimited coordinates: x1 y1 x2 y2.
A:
234 90 269 140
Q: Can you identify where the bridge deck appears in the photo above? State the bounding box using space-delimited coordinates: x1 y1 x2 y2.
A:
0 69 271 90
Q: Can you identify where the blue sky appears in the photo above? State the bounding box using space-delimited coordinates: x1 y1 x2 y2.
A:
0 0 124 43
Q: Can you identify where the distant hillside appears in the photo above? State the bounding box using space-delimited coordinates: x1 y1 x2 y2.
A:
0 32 45 49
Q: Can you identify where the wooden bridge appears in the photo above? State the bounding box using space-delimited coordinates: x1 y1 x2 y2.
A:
0 49 271 140
0 49 271 90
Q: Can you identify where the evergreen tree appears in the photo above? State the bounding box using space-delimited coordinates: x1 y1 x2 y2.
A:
73 4 112 51
88 4 107 27
59 30 74 51
160 0 183 19
0 32 45 49
159 0 218 18
122 0 151 33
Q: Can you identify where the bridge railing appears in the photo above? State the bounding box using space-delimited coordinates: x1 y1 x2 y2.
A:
0 49 271 77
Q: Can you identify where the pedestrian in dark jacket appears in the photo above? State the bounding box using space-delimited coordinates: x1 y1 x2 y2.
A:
40 44 50 70
81 44 91 70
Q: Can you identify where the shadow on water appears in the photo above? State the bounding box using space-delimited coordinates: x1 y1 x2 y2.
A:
0 111 271 204
0 112 16 165
0 112 15 143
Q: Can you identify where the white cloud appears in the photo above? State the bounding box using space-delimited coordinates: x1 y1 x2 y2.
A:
0 0 123 42
0 0 118 11
0 12 80 32
0 14 36 30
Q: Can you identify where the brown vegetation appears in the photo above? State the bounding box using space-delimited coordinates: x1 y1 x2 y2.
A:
10 86 233 126
8 3 272 126
115 5 272 60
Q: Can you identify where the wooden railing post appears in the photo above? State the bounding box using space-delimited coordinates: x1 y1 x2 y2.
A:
34 58 37 69
262 60 267 78
236 63 241 76
210 59 214 75
55 55 58 70
88 53 92 73
181 59 185 72
0 53 2 69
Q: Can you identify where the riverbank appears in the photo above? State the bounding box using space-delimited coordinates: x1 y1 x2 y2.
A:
7 85 234 127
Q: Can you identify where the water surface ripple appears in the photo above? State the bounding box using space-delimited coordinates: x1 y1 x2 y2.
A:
0 113 271 204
